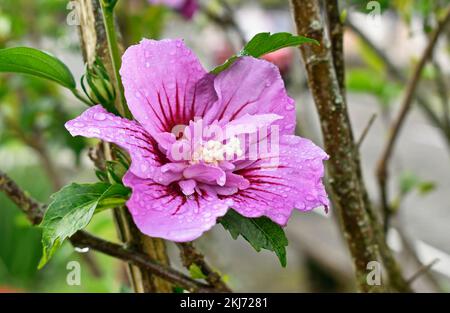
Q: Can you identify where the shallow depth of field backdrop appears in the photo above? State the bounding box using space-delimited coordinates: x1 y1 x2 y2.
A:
0 0 450 292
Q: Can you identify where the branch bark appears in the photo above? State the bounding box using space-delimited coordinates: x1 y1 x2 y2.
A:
0 169 215 293
76 0 172 292
376 6 450 230
325 0 345 94
290 0 410 292
177 242 231 292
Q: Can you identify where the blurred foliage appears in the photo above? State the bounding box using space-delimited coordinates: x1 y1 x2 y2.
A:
117 1 168 45
346 0 450 32
391 171 437 211
347 68 402 107
0 165 122 292
0 0 114 292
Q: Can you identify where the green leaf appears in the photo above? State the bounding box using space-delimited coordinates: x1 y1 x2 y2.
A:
0 47 76 89
211 32 318 74
399 171 420 196
417 181 436 196
242 32 318 58
189 264 207 280
38 182 130 268
220 209 288 267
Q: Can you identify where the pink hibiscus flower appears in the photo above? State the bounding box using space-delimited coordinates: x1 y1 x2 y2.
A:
148 0 198 20
65 39 329 242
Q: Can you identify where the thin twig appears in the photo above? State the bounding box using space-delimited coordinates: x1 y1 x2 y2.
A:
177 242 231 292
407 259 439 285
0 170 44 224
357 113 377 148
376 6 450 232
198 1 246 47
347 19 450 146
71 232 213 293
0 169 218 293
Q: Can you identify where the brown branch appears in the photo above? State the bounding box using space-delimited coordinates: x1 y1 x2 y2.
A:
177 242 231 292
0 170 44 224
291 0 384 292
0 169 216 293
71 232 213 293
77 0 173 292
325 0 345 94
290 0 411 292
407 259 439 285
357 113 378 148
376 6 450 231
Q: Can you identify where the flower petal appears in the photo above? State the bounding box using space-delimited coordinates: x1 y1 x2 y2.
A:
65 105 162 178
231 135 329 225
123 171 232 241
179 0 198 19
183 163 226 186
120 39 213 136
204 57 296 134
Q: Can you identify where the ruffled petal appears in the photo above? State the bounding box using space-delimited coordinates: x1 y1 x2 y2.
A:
120 39 213 136
123 171 232 241
183 163 226 186
231 135 329 225
65 105 162 179
204 57 296 135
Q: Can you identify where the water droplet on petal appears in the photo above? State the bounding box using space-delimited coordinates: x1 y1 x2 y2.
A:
285 104 295 110
93 112 106 121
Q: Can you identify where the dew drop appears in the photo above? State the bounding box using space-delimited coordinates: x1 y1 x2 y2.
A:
285 104 295 110
93 112 106 121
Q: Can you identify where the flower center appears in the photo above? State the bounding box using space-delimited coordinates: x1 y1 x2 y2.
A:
191 137 243 164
